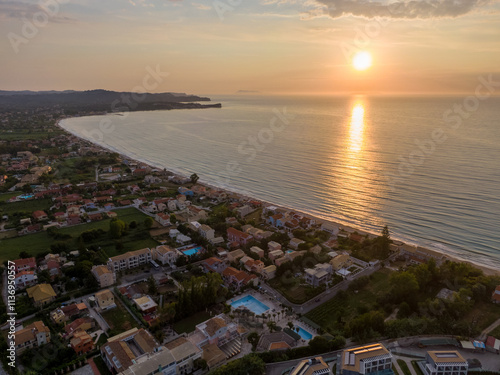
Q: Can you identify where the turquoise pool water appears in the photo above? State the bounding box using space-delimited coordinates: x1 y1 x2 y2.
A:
296 327 313 340
182 246 202 256
230 295 270 315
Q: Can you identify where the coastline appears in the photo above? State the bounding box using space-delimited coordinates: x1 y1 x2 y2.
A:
56 116 500 277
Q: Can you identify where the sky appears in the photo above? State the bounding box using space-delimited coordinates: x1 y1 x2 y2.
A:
1 0 500 95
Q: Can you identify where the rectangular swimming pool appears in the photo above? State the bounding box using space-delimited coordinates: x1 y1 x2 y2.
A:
296 327 313 340
230 295 270 315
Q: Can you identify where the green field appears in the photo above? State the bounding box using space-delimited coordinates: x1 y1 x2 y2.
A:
269 277 324 304
173 310 212 334
397 360 412 375
0 207 157 263
458 301 500 333
0 192 19 203
0 130 63 140
0 198 53 217
305 269 392 334
489 324 500 338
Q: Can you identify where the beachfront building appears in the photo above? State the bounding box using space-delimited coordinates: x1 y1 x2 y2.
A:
341 344 393 375
291 357 331 375
107 248 152 271
91 265 116 288
424 351 468 375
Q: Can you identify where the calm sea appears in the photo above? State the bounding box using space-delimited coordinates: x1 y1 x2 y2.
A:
60 95 500 269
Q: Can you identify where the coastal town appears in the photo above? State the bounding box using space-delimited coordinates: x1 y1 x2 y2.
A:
1 109 500 375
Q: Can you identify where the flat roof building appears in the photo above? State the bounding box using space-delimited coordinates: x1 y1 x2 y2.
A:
424 351 468 375
341 344 393 375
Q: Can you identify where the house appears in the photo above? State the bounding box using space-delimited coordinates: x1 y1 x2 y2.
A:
268 213 283 227
227 249 245 263
250 246 265 258
154 245 180 267
65 317 95 337
46 260 61 278
95 289 116 310
202 257 227 274
200 224 215 239
289 238 305 250
133 296 158 315
340 343 393 375
291 357 331 375
13 257 36 273
26 284 56 306
32 210 48 221
164 337 202 375
321 222 339 236
70 330 95 355
222 267 257 289
227 227 253 246
304 264 332 287
330 253 352 271
15 321 51 354
424 351 468 375
492 286 500 304
261 265 277 280
91 265 116 288
185 205 207 221
485 336 500 354
269 249 284 261
194 314 240 349
244 258 265 274
107 248 152 271
202 343 227 370
268 241 282 252
14 270 37 289
275 256 290 267
101 328 160 373
236 205 254 217
155 212 171 226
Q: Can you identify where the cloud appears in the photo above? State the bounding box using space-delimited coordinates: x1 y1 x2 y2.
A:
305 0 493 19
0 0 75 22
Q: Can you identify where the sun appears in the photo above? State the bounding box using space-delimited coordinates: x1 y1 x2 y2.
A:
352 51 373 71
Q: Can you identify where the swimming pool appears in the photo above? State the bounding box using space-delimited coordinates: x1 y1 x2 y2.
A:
182 246 203 256
296 327 313 340
230 295 270 315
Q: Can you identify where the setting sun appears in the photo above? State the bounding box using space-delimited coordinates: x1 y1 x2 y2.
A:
352 51 373 71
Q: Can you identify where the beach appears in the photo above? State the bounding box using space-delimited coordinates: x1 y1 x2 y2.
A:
55 115 500 278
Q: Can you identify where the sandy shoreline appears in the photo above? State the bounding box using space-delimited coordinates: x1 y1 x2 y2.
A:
56 117 500 277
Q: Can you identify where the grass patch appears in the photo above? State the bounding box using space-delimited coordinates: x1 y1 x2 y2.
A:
100 298 140 336
173 310 212 334
489 324 500 338
92 355 112 375
393 365 400 375
0 192 19 203
96 332 109 347
397 359 412 375
269 277 324 304
0 207 157 263
458 301 500 332
411 361 424 375
304 269 392 334
0 198 52 217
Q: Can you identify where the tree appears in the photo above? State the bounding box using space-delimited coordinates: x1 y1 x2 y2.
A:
247 332 260 351
170 213 177 224
190 173 199 184
19 251 32 259
194 358 207 370
144 217 154 229
109 219 126 239
390 271 420 304
147 276 158 294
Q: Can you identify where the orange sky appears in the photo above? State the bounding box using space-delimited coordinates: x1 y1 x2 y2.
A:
1 0 499 95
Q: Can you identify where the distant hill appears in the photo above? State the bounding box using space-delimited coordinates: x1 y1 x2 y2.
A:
0 89 217 112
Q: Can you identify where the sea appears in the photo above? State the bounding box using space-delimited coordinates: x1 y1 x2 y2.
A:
60 95 500 270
